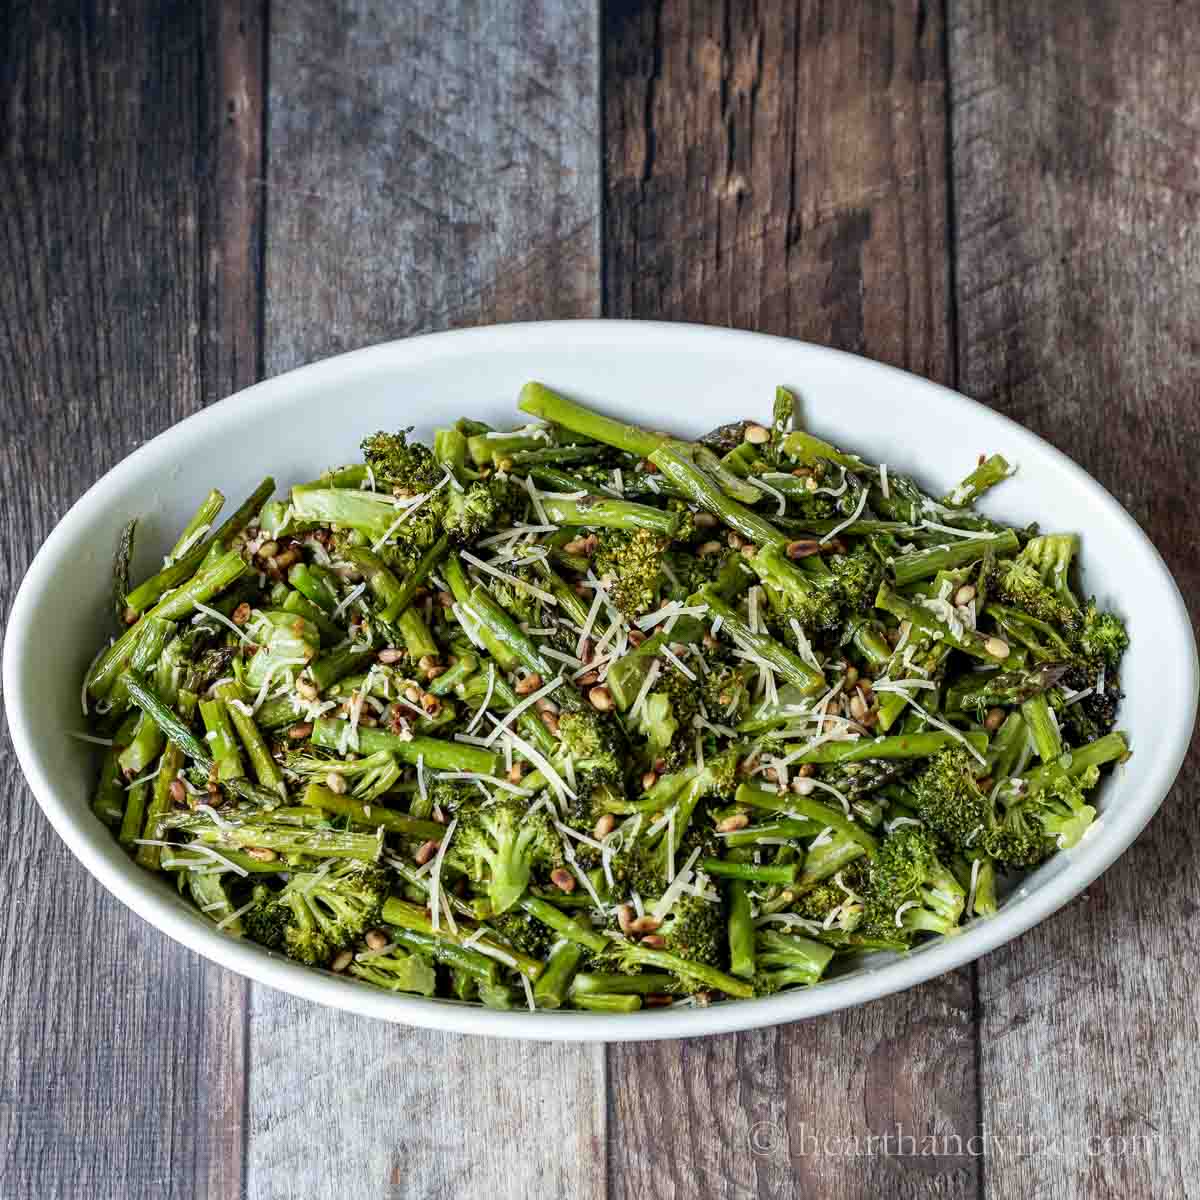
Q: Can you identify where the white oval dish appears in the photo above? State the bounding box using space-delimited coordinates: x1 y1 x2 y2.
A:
5 321 1196 1041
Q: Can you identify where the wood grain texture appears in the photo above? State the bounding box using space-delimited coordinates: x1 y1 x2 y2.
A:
249 4 604 1198
0 2 263 1197
604 4 978 1198
950 2 1200 1196
263 0 601 377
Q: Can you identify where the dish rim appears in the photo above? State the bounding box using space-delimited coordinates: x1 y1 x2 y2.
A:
5 318 1196 1041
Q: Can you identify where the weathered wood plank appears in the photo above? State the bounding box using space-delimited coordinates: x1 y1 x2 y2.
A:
604 3 978 1198
263 0 601 378
248 4 604 1198
950 2 1200 1196
0 2 264 1197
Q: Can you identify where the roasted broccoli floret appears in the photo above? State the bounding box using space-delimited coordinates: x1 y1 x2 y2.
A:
659 892 726 969
907 748 990 854
1076 600 1129 671
349 946 437 996
593 527 670 619
991 533 1081 632
447 798 563 915
860 826 965 943
985 764 1098 867
361 428 444 495
753 930 836 995
243 861 389 968
632 667 701 772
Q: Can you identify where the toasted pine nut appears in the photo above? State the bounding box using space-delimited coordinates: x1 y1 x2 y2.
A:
786 539 821 559
534 697 559 715
955 584 977 607
644 993 674 1008
984 637 1011 659
231 602 252 626
640 934 667 949
630 915 662 934
331 950 353 973
245 846 278 863
716 813 749 833
797 763 815 778
287 722 313 740
438 590 454 608
727 531 744 550
257 540 279 560
426 666 447 680
576 670 600 686
984 707 1006 732
698 540 723 558
168 778 187 805
627 629 646 647
593 813 616 840
642 771 658 791
415 840 440 866
540 710 560 735
365 929 389 951
403 684 422 704
377 647 405 664
588 686 614 712
792 777 815 795
740 543 757 559
420 693 440 715
694 511 718 528
550 867 576 893
514 672 543 696
843 667 859 690
296 678 319 701
617 904 636 934
507 763 524 785
849 693 868 721
744 423 770 445
325 771 348 794
417 655 439 672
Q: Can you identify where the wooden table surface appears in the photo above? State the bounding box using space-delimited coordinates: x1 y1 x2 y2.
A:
1 2 1197 1198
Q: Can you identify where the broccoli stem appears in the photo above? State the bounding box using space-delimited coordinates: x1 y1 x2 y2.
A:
1021 693 1064 763
735 784 879 854
615 942 755 999
213 683 284 794
945 665 1066 715
300 783 447 839
534 561 592 626
538 495 679 536
519 896 609 953
573 993 643 1012
200 697 245 782
692 445 764 505
382 533 450 622
391 929 500 983
467 429 549 467
510 444 609 468
533 939 586 1009
943 454 1012 508
891 530 1019 587
875 583 1012 663
985 712 1028 780
571 972 677 996
92 717 137 827
117 779 150 846
699 589 826 694
396 606 439 660
310 718 500 774
721 818 817 847
307 646 373 692
135 693 196 869
651 443 784 549
90 549 248 698
117 711 165 779
700 859 797 884
518 382 665 459
463 583 557 679
289 486 408 541
181 815 383 860
780 730 989 764
124 477 272 612
425 653 478 697
443 556 518 671
287 562 338 611
167 489 226 562
121 675 282 807
380 897 543 980
727 880 756 979
1024 731 1129 789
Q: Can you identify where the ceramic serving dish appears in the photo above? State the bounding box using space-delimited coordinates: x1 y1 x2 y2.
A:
5 321 1196 1040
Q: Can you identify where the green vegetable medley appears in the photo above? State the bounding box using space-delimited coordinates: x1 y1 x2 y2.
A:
80 382 1130 1012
